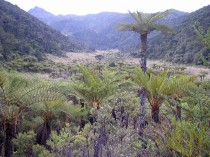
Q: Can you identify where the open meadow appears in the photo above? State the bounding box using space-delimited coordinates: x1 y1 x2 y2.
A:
47 50 210 80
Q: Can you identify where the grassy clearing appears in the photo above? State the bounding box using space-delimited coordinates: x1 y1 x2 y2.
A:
47 50 210 80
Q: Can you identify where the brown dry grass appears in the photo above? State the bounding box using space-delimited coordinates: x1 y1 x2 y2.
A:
47 50 210 80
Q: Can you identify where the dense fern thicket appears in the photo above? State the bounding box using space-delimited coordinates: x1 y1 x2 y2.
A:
148 5 210 65
0 0 85 62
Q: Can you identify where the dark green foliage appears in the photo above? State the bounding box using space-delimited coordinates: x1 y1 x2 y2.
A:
193 22 210 49
13 131 36 157
32 144 51 157
108 62 116 67
0 0 84 63
193 22 210 67
148 5 210 65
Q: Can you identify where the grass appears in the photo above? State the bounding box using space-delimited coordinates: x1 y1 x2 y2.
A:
46 50 210 80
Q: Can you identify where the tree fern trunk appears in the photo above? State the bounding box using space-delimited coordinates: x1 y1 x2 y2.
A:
4 122 15 157
138 86 146 136
140 34 147 73
175 105 181 120
138 33 148 136
65 148 72 157
36 121 51 147
0 120 4 157
94 139 100 157
151 106 160 123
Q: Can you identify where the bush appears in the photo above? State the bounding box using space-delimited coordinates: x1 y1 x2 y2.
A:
13 131 36 157
109 62 116 67
33 144 52 157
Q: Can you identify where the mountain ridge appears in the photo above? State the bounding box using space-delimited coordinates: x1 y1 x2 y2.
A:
0 0 86 62
28 5 210 65
28 7 187 52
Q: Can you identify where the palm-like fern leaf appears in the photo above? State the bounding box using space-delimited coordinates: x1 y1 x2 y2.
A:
132 67 195 104
70 65 119 108
0 71 66 120
116 10 175 35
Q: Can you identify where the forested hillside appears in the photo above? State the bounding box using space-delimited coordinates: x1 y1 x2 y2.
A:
0 0 85 63
29 7 186 51
29 6 210 65
148 5 210 65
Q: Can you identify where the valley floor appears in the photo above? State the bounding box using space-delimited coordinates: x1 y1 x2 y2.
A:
47 50 210 80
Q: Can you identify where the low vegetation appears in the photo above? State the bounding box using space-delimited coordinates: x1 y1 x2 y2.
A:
0 60 209 157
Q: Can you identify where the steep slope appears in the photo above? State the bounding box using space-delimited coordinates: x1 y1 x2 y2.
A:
148 5 210 65
0 0 84 62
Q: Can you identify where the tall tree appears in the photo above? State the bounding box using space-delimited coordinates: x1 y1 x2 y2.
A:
116 10 175 133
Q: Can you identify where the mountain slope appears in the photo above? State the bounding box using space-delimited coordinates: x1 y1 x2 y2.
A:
28 6 210 65
148 5 210 65
0 0 84 62
28 6 57 25
29 7 187 51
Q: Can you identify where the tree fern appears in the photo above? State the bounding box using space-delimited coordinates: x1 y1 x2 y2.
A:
116 10 175 133
0 70 72 156
165 120 210 157
132 67 195 123
70 65 120 109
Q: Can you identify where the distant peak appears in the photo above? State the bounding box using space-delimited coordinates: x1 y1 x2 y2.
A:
30 6 44 11
28 6 55 16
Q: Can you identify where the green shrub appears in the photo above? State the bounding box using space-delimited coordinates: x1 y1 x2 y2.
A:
109 62 116 67
13 131 36 157
33 144 52 157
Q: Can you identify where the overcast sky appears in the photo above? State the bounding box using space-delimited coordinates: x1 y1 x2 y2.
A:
5 0 210 15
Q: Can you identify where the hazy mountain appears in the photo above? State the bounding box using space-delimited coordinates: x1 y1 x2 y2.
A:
29 7 187 51
28 6 57 25
29 5 210 65
0 0 85 62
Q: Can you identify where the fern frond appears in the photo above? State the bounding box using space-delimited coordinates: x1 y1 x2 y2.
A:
70 65 120 108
